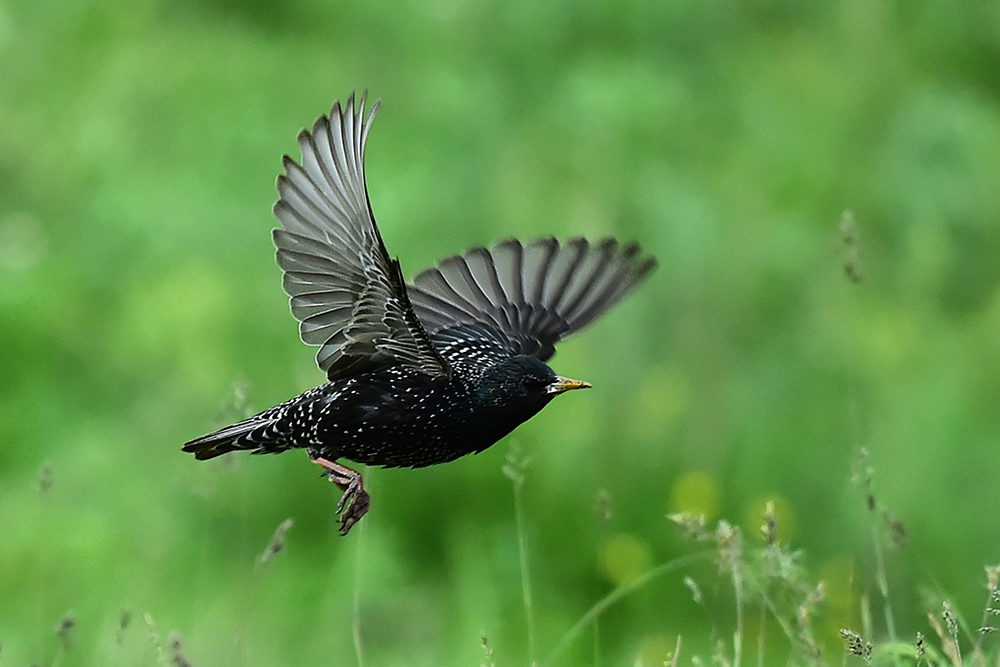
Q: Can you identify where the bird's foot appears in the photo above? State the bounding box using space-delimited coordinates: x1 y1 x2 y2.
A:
336 484 370 536
309 454 370 536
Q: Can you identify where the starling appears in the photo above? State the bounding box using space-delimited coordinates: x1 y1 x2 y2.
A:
183 94 655 534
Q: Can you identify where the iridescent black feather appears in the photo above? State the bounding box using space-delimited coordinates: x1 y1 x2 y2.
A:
183 94 655 534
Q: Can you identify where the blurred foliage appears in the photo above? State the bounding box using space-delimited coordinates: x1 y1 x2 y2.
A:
2 0 1000 664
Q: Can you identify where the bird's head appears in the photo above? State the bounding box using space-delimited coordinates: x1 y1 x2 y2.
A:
475 355 590 420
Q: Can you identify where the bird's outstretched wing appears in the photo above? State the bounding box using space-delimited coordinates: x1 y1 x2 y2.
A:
407 237 656 362
273 93 448 381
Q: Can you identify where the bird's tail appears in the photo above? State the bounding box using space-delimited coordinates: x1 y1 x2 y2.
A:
182 416 275 460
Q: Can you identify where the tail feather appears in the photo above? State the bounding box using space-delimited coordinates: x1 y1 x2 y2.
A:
182 418 270 460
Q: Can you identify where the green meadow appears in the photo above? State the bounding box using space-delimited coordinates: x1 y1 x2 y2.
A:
3 1 1000 664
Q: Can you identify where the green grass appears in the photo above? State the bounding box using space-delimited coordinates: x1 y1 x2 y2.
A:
32 463 999 666
3 0 1000 664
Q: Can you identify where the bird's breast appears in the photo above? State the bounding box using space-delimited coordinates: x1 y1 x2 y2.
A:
310 371 497 468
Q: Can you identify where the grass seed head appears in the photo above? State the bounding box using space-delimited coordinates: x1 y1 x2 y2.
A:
260 518 294 564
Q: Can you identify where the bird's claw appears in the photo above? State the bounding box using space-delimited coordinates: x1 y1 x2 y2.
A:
310 455 371 535
336 485 370 535
334 473 362 512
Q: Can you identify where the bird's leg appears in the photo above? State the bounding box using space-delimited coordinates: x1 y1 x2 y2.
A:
309 454 370 535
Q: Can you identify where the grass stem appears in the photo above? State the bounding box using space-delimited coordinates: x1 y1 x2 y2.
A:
872 518 898 647
732 562 744 667
542 551 713 667
352 512 367 667
503 446 537 665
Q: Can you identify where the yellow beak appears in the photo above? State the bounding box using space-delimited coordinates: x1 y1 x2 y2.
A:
547 376 592 395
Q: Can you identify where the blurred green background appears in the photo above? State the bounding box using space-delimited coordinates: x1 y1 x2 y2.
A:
3 0 1000 665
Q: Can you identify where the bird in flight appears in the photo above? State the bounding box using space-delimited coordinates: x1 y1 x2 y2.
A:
183 94 655 534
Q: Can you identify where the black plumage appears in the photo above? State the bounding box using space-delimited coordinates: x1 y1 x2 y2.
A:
183 94 656 534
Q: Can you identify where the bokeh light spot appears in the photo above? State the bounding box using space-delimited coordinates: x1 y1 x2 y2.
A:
671 470 719 521
636 632 679 666
819 556 858 643
598 533 652 586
